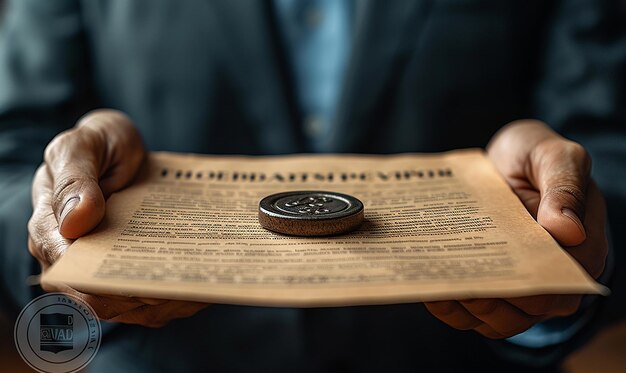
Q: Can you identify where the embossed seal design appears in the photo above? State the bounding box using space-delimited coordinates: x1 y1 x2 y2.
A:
284 196 334 214
14 293 101 373
259 191 364 236
278 195 351 216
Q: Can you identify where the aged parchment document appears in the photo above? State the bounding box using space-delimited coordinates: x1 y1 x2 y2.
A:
42 150 607 306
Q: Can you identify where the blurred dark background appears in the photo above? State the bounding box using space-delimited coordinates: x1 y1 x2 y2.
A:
0 0 624 371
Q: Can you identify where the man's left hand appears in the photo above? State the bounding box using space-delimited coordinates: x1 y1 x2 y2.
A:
424 119 608 339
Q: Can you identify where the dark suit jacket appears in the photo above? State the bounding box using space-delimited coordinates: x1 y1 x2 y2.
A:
1 1 625 371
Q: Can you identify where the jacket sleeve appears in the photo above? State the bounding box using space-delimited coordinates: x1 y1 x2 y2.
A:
493 0 626 367
533 0 626 324
0 0 95 316
534 0 626 217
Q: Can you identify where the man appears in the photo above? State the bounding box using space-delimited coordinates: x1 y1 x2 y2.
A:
1 0 624 371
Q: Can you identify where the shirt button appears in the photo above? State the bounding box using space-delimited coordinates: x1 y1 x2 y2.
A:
304 115 326 138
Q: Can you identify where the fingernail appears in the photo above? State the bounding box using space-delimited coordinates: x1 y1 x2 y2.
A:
59 197 80 227
561 208 586 238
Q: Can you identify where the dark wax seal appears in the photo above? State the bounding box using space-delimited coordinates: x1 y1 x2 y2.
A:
259 191 364 236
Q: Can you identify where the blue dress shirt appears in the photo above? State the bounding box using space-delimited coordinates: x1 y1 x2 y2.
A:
273 0 354 152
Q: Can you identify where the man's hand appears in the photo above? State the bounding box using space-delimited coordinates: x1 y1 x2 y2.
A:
28 109 208 327
424 120 608 339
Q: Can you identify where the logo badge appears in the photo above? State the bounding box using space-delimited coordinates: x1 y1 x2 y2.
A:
14 293 101 373
40 312 74 353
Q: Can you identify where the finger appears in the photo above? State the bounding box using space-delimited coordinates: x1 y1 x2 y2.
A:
42 282 148 320
80 294 150 320
44 110 144 239
424 301 484 330
31 164 53 207
460 299 540 337
562 182 608 279
109 300 209 327
485 121 554 220
28 166 73 267
44 126 106 239
474 324 508 339
532 139 591 246
28 214 72 268
505 294 581 318
486 121 590 246
136 297 170 306
509 187 541 219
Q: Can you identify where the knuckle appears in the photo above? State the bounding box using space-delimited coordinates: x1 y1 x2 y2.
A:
550 183 585 202
537 139 591 212
87 297 118 320
44 130 75 163
566 141 592 179
78 109 129 127
41 240 66 264
33 164 48 183
52 174 83 197
462 299 499 316
425 301 457 316
547 184 586 210
27 236 42 261
77 110 135 140
31 224 67 265
77 111 105 128
28 216 43 244
45 126 107 169
563 141 591 166
51 174 97 210
27 215 39 238
541 138 589 165
27 213 60 263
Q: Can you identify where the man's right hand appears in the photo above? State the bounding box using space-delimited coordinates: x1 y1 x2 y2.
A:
28 109 208 327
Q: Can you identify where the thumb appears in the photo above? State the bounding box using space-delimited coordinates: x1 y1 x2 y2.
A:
45 128 107 239
45 110 144 239
534 140 591 247
54 173 105 240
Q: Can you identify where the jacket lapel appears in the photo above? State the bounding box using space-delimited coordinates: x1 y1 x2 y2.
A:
211 0 303 154
330 0 434 152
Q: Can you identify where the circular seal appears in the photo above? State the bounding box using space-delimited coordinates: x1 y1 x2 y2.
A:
14 292 101 373
259 191 364 236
